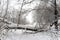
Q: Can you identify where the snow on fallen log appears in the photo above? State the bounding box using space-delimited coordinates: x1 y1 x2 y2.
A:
3 22 44 32
5 26 44 32
0 17 45 32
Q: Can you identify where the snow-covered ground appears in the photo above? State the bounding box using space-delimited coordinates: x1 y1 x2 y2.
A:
1 29 60 40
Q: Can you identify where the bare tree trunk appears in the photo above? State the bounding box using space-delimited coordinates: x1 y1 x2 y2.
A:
54 0 58 30
0 0 4 16
3 0 9 19
17 0 24 25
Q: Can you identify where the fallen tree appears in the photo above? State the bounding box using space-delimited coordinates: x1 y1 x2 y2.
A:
0 16 47 32
5 26 44 32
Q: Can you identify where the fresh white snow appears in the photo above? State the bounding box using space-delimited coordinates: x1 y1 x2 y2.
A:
1 29 60 40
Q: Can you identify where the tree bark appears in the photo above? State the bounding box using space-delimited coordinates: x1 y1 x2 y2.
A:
54 0 58 30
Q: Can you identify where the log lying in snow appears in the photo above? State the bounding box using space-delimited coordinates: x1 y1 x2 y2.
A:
4 24 45 32
5 27 44 32
0 17 45 32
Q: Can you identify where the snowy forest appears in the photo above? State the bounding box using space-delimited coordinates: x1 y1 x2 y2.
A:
0 0 60 40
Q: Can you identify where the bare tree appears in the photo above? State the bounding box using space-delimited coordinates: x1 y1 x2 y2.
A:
3 0 9 19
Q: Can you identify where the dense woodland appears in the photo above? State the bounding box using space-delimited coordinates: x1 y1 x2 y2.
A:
0 0 60 39
0 0 59 31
